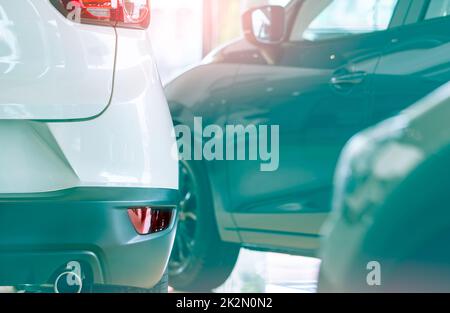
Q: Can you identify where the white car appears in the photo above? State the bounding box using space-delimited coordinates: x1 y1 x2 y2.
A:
0 0 178 293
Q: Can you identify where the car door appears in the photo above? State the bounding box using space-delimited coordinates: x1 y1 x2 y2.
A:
371 0 450 124
225 0 404 254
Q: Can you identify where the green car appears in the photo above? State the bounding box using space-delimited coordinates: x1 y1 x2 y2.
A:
319 82 450 292
165 0 450 291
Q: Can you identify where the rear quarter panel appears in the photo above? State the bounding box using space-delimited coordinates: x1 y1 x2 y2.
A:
0 0 115 120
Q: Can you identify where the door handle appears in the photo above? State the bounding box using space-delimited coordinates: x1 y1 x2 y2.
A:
331 71 367 89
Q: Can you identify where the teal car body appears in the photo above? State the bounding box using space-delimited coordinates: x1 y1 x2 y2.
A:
166 0 450 291
319 81 450 292
0 187 178 290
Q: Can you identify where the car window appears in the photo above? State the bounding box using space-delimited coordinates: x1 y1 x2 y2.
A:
290 0 399 42
425 0 450 20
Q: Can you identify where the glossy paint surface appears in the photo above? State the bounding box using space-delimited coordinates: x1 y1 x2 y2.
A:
320 82 450 292
0 1 115 120
0 26 178 193
0 1 178 289
225 28 386 252
167 0 450 255
0 187 178 287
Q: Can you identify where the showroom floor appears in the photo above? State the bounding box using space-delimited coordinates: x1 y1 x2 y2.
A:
213 250 320 293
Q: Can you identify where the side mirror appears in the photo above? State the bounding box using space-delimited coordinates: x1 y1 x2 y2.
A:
242 5 286 46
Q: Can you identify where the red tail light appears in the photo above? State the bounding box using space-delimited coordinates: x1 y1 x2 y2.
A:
127 207 174 235
51 0 151 29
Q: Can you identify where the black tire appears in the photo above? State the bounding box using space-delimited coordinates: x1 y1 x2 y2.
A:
169 160 240 292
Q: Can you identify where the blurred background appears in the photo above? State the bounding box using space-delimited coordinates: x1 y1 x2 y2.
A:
150 0 320 293
151 0 291 84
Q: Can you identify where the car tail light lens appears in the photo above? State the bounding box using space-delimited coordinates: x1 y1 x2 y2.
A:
127 207 174 235
50 0 151 29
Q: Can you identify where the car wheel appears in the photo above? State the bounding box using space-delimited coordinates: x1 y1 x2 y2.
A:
169 161 240 292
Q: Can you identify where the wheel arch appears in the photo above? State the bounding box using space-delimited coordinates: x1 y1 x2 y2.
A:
171 117 241 244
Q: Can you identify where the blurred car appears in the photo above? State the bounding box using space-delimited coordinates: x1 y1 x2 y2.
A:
0 0 178 292
319 82 450 293
165 0 450 291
